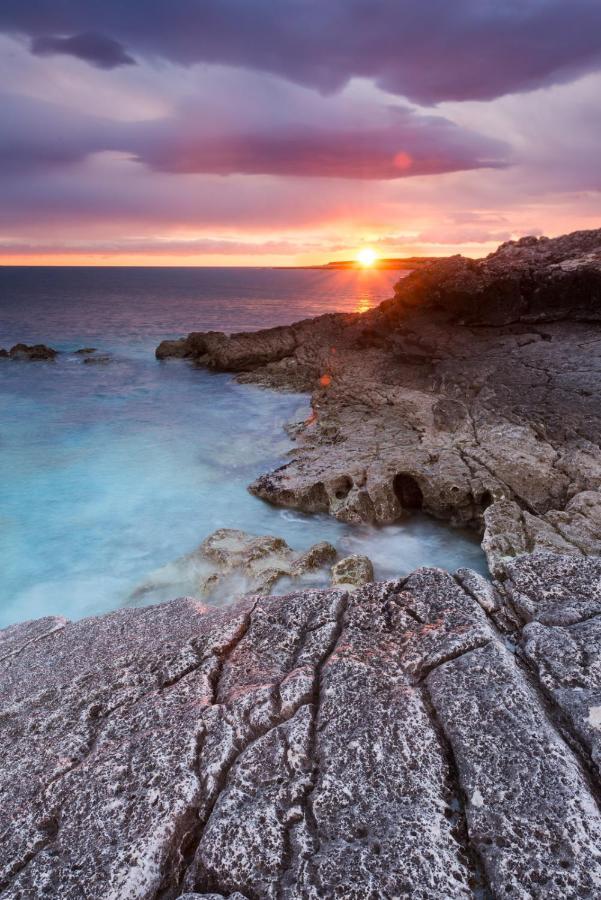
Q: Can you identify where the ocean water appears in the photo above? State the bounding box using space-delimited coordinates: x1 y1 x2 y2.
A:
0 266 486 627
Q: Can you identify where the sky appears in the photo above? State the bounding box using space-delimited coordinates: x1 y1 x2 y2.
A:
0 1 600 266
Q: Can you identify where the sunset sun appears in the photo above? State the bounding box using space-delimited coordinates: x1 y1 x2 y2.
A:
357 247 378 267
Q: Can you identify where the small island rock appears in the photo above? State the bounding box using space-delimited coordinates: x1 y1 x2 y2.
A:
8 342 58 360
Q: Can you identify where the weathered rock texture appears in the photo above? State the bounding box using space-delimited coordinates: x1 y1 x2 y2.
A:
157 229 601 577
3 554 601 898
129 529 338 604
330 554 374 589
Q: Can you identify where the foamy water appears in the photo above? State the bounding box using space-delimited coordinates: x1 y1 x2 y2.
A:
0 266 486 627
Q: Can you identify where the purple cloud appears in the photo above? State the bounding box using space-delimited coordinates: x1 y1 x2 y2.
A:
0 93 508 180
137 108 507 179
31 32 135 69
1 1 600 102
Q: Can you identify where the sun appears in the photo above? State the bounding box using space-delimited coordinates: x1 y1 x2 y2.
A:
357 247 378 267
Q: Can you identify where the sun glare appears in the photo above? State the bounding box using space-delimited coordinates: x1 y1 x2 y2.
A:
357 247 378 267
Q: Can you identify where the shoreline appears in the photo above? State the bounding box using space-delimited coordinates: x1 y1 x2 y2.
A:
0 329 485 629
3 228 601 897
157 228 601 580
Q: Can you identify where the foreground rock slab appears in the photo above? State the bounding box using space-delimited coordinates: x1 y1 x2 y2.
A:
3 554 601 898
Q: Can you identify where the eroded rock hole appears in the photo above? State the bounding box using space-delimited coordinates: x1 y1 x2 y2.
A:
393 473 423 510
333 476 353 500
479 489 493 509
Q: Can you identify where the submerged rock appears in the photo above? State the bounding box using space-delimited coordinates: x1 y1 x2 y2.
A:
129 528 337 604
6 342 58 360
74 347 97 355
3 556 601 897
82 353 112 365
331 553 374 589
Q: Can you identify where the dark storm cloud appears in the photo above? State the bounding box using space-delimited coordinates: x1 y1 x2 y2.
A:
30 32 135 69
1 1 600 102
0 93 508 180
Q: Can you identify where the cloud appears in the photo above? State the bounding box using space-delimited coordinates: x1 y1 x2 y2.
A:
1 1 600 102
31 32 135 69
0 152 598 262
441 72 601 193
0 235 325 257
0 94 116 174
416 227 515 245
136 108 507 179
0 91 508 180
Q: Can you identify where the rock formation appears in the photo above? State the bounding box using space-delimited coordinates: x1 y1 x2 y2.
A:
129 529 338 604
157 228 601 578
0 345 109 361
3 229 601 897
82 353 112 365
3 553 601 898
1 343 58 360
330 554 374 589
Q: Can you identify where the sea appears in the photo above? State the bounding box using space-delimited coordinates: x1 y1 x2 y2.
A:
0 266 486 628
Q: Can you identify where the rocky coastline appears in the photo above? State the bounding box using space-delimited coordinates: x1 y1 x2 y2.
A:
3 228 601 898
157 228 601 579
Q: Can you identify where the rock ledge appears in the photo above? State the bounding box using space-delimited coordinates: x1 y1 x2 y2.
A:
3 555 601 898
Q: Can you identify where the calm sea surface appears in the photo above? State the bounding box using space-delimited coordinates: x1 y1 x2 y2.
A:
0 266 486 627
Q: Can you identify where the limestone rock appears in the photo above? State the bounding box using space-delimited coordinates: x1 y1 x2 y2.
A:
330 554 374 589
502 551 601 626
4 559 601 897
156 228 601 560
129 528 337 604
482 499 582 577
290 540 337 574
428 640 601 898
544 490 601 556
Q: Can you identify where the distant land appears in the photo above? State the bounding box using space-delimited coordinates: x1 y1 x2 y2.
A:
278 256 444 270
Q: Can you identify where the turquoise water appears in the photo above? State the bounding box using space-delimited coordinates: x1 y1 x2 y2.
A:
0 267 486 627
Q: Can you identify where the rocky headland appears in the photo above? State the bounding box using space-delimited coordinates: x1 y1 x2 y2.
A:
157 228 601 579
3 229 601 898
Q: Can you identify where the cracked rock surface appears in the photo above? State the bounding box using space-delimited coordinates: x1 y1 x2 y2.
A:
3 555 601 898
156 229 601 576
